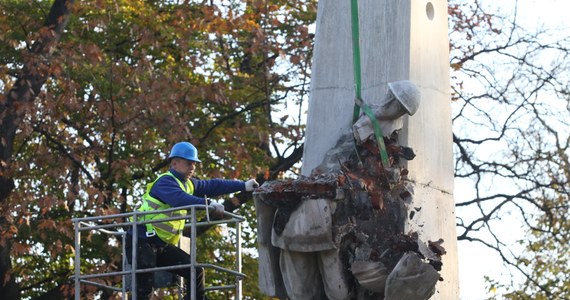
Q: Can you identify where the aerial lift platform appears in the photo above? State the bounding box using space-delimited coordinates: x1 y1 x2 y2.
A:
72 204 246 299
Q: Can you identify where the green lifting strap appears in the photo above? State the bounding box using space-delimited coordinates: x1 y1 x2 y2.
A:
350 0 390 167
351 0 362 120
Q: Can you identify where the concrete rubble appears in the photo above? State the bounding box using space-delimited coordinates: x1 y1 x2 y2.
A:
254 80 445 299
254 130 446 299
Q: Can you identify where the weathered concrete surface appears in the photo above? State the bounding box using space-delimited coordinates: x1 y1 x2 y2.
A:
301 0 459 299
280 248 350 300
302 0 410 173
254 133 445 298
403 2 458 297
254 198 287 298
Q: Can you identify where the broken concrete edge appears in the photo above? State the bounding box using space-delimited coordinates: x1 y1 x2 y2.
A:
252 129 447 297
384 252 440 300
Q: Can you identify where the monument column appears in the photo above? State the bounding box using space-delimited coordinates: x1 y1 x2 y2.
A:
302 0 458 298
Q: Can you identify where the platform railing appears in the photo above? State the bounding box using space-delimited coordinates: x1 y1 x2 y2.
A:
72 204 246 299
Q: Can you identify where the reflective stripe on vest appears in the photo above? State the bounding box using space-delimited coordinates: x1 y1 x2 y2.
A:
136 172 195 245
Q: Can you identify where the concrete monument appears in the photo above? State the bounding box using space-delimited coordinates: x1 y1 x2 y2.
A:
254 0 458 299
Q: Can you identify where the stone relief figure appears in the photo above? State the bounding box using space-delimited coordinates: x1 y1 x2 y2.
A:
254 81 443 300
353 80 421 143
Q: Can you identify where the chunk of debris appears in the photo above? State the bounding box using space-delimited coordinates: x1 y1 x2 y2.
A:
428 239 447 256
384 252 439 300
351 260 389 293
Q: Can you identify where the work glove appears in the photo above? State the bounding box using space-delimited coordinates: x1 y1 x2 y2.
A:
245 179 260 191
211 202 225 215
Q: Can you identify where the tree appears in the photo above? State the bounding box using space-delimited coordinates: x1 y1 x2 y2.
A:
3 0 567 299
449 0 569 298
0 0 315 299
1 1 75 299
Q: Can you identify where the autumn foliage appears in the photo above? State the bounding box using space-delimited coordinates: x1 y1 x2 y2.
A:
1 0 568 299
1 0 314 298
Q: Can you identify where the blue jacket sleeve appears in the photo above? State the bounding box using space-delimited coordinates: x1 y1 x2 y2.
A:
150 175 208 207
191 178 246 197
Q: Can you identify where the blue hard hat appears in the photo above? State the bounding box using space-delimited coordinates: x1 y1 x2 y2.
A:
169 142 201 162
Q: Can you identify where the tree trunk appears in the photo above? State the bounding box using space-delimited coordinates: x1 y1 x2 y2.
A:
0 1 74 298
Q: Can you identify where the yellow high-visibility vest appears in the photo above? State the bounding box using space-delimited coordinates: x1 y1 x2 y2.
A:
136 172 195 245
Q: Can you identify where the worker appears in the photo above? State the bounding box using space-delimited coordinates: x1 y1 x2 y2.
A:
126 141 259 300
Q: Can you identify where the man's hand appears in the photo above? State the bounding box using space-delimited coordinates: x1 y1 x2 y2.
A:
245 179 259 191
211 202 225 217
